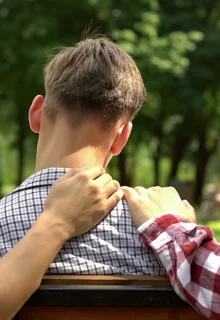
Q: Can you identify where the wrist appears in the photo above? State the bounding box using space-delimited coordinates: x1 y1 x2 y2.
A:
34 212 72 245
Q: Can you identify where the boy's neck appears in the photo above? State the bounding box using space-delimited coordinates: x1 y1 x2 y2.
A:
35 144 104 172
35 116 114 172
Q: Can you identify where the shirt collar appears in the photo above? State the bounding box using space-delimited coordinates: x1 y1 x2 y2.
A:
11 168 70 195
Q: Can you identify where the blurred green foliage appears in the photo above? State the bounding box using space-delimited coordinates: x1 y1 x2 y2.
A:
0 0 219 206
206 221 220 241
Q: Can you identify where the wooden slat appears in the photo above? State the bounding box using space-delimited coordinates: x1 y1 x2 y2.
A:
42 275 171 286
17 276 206 319
19 306 205 320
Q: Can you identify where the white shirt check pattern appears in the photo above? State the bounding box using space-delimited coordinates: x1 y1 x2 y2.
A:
138 213 220 318
0 168 166 275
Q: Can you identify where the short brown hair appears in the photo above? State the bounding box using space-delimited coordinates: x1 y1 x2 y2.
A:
44 37 146 129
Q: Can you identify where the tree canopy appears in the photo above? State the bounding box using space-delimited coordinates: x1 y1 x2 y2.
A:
0 0 219 203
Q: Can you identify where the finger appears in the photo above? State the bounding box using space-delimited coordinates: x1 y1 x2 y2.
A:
183 200 196 221
162 186 182 201
167 186 179 195
56 167 87 182
104 180 120 198
85 166 105 180
151 186 161 192
144 186 161 195
105 189 124 212
183 200 194 212
121 186 139 201
134 186 147 195
95 173 113 188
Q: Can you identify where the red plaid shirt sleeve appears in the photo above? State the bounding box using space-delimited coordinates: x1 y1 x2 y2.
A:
138 214 220 320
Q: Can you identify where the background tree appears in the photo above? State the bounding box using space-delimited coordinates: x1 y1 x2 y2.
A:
0 0 219 205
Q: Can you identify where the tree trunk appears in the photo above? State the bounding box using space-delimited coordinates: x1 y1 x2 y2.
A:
195 154 210 205
168 135 189 185
0 143 3 198
16 105 26 186
127 154 137 186
118 149 132 186
195 131 210 204
0 168 3 199
153 133 163 186
217 133 220 181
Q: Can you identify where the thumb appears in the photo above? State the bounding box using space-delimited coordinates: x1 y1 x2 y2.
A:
121 186 138 203
183 199 196 222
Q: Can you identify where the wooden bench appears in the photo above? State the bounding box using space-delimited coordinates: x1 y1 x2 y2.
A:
16 275 205 319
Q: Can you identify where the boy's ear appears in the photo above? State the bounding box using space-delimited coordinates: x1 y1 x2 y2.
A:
29 95 45 133
110 122 133 156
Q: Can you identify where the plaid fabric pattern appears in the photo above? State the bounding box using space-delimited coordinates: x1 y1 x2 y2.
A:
138 213 220 319
0 168 165 275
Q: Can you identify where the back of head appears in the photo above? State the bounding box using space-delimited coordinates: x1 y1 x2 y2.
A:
44 37 146 129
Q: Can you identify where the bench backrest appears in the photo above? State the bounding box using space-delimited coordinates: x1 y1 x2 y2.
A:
16 276 205 320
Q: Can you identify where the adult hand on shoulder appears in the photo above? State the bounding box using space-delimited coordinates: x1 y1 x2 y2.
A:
0 166 123 320
122 186 196 229
43 166 123 239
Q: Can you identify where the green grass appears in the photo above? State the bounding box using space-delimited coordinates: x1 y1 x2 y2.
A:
198 219 220 242
205 221 220 242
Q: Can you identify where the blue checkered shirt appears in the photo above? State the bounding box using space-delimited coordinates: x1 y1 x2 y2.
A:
0 168 166 275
